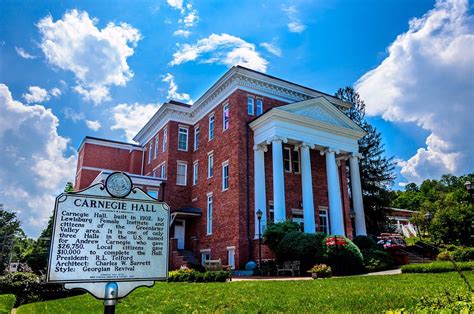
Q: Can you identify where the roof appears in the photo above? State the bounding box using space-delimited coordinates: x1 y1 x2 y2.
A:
173 207 202 215
78 136 143 152
133 66 352 144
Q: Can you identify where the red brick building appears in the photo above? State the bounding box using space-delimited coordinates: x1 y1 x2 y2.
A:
75 66 367 270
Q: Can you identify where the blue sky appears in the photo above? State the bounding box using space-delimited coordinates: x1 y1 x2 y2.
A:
1 0 472 236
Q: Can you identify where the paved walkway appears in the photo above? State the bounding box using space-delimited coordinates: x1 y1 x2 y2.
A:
232 268 402 281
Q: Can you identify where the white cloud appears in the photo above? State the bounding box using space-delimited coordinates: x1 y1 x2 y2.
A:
260 42 282 57
355 0 474 184
37 10 141 105
180 9 199 28
15 47 37 59
170 33 269 72
85 120 101 131
50 87 62 97
22 86 50 103
282 5 306 33
167 0 184 12
63 107 101 131
111 103 160 141
0 84 77 237
173 29 191 38
162 73 191 102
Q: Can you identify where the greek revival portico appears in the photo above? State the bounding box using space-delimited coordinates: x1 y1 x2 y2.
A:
249 97 367 237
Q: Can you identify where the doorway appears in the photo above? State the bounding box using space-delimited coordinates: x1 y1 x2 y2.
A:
174 219 185 250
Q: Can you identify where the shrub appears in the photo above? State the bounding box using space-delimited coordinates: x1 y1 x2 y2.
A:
263 221 301 252
361 249 395 272
415 290 473 312
276 232 326 262
451 247 474 262
167 269 230 283
353 235 378 250
0 294 16 314
307 264 332 278
436 251 451 261
0 272 41 306
401 261 474 273
324 236 364 276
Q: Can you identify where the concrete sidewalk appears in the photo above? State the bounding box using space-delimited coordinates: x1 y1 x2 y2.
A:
232 268 402 281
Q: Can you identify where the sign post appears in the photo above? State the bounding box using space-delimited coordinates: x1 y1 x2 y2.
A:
47 172 170 313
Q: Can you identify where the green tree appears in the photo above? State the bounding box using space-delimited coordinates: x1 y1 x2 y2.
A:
335 87 395 234
0 205 22 273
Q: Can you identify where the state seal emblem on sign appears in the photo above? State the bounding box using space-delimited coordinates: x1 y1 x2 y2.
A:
105 172 133 198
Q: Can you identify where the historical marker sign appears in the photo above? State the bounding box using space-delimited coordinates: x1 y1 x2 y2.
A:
47 172 169 300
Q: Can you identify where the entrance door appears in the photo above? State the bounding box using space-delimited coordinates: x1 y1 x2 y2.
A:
227 247 235 270
174 220 185 250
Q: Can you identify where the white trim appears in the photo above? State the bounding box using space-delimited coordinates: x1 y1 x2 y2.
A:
91 171 164 187
193 160 199 186
207 152 214 178
200 248 211 253
176 162 187 186
133 67 352 145
226 246 236 250
208 113 215 141
222 160 229 191
177 126 189 151
79 138 144 152
206 193 213 235
162 126 168 152
222 103 230 131
194 125 200 151
247 95 255 115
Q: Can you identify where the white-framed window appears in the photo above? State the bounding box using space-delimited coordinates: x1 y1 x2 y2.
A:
162 127 167 152
193 161 198 185
154 137 159 159
206 193 213 235
194 126 200 151
148 190 159 199
207 152 214 178
319 207 329 234
283 147 292 172
208 113 215 140
292 209 304 231
247 96 254 115
268 201 274 225
292 149 300 173
176 162 187 186
178 126 189 151
223 104 229 131
222 160 229 191
148 143 153 164
256 98 263 116
201 250 211 266
159 163 166 179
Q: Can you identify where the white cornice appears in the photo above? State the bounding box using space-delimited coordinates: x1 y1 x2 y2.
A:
79 138 144 152
133 66 352 145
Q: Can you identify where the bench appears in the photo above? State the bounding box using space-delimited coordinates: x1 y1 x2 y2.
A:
276 261 300 276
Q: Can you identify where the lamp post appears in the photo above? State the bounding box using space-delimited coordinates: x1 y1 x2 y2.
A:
464 181 473 203
256 209 263 273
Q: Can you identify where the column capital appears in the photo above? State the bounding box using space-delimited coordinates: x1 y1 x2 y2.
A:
266 136 288 145
349 152 363 159
298 142 314 149
319 147 340 155
253 144 268 152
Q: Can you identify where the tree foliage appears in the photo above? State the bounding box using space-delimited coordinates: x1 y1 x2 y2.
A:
335 87 395 234
392 173 474 246
0 206 22 274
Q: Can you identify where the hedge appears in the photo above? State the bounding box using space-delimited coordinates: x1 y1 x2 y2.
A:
168 269 231 283
0 294 16 314
401 261 474 273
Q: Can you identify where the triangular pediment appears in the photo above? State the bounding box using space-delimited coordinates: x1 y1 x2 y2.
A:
276 96 363 131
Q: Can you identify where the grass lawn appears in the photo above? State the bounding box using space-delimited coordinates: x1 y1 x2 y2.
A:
17 272 473 313
0 294 16 314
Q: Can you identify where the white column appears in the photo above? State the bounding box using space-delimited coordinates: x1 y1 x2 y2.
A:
272 138 286 222
325 149 345 235
254 144 267 237
300 143 316 233
349 155 367 235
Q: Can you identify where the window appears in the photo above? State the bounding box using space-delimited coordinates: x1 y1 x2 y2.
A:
207 193 213 235
292 149 300 173
222 161 229 191
319 208 329 234
154 137 159 159
207 152 214 178
159 163 166 179
194 126 199 151
256 99 263 116
283 147 292 172
268 202 274 224
227 247 235 270
176 162 187 186
201 251 211 266
162 127 167 152
208 114 215 140
193 161 198 185
148 143 153 164
178 127 189 151
152 170 156 177
247 96 254 115
223 104 229 131
148 190 158 199
292 209 304 231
